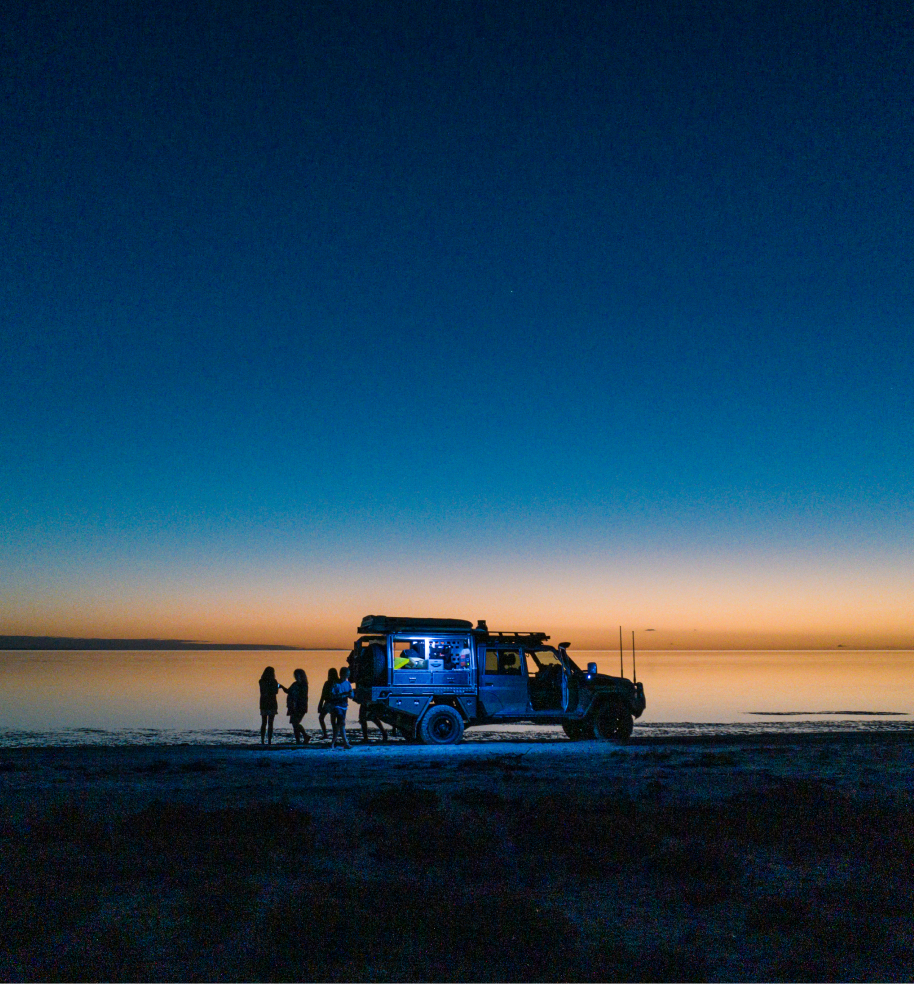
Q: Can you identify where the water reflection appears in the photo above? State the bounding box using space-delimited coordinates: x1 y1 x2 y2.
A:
0 649 910 746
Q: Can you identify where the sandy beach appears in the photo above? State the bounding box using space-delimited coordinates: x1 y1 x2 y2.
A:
2 728 913 981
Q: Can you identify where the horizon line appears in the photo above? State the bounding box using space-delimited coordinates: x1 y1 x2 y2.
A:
1 636 912 654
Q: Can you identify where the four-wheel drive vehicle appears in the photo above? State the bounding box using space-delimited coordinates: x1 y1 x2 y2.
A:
348 615 646 745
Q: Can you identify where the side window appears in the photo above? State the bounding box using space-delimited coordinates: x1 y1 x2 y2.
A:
393 639 427 669
484 649 522 675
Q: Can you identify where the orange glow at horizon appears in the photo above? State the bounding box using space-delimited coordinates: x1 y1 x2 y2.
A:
3 546 912 650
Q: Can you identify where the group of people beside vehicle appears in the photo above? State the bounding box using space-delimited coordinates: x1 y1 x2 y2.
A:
258 665 355 749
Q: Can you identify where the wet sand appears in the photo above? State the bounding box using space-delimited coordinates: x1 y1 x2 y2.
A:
2 726 914 817
1 729 913 981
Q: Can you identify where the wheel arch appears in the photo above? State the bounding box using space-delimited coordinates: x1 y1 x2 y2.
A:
587 690 636 718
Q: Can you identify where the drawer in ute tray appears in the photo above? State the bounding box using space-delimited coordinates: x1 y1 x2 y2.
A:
432 670 470 686
393 670 432 685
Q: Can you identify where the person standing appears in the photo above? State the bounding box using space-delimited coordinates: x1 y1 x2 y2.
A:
286 668 310 745
329 666 354 750
258 666 287 745
317 667 339 740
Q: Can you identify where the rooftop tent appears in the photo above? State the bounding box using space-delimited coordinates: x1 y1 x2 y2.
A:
357 615 475 634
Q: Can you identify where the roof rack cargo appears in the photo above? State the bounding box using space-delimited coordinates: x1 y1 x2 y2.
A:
357 615 475 634
483 631 551 644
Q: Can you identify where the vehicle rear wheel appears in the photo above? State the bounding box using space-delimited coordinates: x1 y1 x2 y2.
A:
562 721 588 741
418 705 465 745
593 700 634 741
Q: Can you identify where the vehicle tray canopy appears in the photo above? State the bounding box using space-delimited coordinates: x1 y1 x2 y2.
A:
348 615 646 745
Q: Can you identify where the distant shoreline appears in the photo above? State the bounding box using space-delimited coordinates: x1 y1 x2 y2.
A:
1 637 911 652
0 637 315 651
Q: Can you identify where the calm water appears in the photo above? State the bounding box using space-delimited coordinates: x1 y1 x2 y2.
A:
0 649 911 746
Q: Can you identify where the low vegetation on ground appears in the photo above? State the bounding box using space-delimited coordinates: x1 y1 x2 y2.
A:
0 772 912 980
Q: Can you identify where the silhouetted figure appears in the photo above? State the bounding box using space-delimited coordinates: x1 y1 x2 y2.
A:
347 648 388 743
329 666 353 749
258 666 288 745
358 701 389 743
286 668 310 745
499 651 521 674
317 667 339 739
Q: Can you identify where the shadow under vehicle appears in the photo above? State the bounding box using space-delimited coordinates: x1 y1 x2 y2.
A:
348 615 646 745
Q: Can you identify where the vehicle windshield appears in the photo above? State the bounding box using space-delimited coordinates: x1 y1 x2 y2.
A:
527 648 560 669
530 647 581 673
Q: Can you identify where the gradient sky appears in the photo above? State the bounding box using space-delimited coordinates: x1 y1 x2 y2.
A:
2 0 912 649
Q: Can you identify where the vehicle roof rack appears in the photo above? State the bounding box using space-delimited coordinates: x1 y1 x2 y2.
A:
482 631 551 644
357 615 475 633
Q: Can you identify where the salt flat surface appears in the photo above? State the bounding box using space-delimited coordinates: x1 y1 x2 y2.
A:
2 726 913 821
2 717 913 748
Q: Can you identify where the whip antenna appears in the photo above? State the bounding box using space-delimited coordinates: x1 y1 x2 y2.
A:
619 625 623 677
632 629 637 684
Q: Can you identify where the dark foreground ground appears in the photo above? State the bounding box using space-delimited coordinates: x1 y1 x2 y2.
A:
1 731 913 982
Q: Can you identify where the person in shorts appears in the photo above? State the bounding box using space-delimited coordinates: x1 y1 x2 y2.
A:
329 666 354 749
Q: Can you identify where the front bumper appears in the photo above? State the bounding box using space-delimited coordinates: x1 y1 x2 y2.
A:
633 681 646 718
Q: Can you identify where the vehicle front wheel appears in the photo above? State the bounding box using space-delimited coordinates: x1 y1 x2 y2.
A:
593 700 634 741
562 721 588 741
418 705 465 745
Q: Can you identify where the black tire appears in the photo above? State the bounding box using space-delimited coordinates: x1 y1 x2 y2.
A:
418 705 465 745
593 699 634 741
369 642 387 685
562 721 588 741
353 643 387 687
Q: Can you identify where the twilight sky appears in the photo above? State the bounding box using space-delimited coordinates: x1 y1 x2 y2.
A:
2 0 912 648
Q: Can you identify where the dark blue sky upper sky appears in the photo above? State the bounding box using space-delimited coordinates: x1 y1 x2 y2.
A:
2 0 912 643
